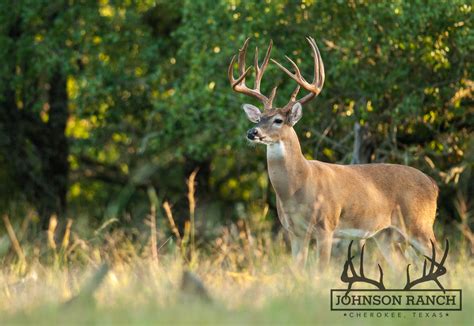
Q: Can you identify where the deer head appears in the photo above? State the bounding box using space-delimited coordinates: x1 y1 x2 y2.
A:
228 37 325 145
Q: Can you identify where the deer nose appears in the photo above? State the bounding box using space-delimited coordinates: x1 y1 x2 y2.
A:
247 128 258 140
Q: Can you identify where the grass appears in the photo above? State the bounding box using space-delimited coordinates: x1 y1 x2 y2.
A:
0 213 473 325
1 180 473 324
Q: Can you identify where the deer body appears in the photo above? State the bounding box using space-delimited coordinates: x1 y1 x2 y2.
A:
267 126 438 266
228 37 438 268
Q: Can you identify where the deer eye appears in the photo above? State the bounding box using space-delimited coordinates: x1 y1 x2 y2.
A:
274 118 283 124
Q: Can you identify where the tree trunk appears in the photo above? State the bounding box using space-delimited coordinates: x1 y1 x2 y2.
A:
0 43 69 229
36 70 69 229
351 122 375 165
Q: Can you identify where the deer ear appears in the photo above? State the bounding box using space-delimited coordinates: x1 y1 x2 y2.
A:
287 102 303 126
242 104 262 123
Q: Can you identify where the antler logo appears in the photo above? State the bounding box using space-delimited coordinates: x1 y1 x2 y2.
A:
341 241 385 293
341 239 449 293
331 239 462 314
404 240 448 292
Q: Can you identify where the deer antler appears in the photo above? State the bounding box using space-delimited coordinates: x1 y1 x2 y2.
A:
404 239 449 293
341 240 385 294
228 38 277 111
271 36 325 111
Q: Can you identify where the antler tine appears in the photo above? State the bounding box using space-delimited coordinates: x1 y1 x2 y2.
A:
439 239 449 266
228 38 277 110
278 55 305 82
340 240 385 294
405 264 411 286
428 239 436 274
297 37 325 105
272 36 325 110
228 55 251 87
423 239 449 275
347 240 357 276
404 239 449 292
254 40 273 90
360 244 366 277
290 85 301 102
238 38 250 75
228 38 252 88
377 264 384 285
306 36 325 87
268 86 278 107
254 46 259 84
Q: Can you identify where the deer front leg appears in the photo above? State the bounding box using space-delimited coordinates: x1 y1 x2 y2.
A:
289 232 309 268
315 229 333 271
277 199 309 267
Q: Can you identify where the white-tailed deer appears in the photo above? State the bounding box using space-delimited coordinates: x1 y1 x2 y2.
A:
228 37 438 268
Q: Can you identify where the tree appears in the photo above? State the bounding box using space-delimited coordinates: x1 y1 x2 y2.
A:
0 0 472 230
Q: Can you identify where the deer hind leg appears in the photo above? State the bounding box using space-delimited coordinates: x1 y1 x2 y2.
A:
410 228 439 257
395 200 438 256
371 226 409 271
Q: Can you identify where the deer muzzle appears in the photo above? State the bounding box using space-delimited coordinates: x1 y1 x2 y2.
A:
247 128 259 140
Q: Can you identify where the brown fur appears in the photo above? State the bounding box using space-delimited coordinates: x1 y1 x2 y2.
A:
250 109 438 268
230 37 437 268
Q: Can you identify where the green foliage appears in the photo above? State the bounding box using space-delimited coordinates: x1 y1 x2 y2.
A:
0 0 472 226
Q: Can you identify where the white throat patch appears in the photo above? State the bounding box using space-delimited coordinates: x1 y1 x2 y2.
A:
267 142 285 159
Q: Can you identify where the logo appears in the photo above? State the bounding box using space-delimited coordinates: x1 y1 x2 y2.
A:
330 239 462 317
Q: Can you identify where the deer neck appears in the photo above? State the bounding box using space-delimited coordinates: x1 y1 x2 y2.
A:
267 128 309 200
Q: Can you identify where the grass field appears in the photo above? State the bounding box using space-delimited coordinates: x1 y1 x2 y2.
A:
0 207 473 325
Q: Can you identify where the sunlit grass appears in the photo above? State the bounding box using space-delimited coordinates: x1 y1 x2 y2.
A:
0 215 473 325
1 176 473 324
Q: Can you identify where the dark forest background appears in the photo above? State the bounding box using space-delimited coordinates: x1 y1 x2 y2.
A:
0 0 472 237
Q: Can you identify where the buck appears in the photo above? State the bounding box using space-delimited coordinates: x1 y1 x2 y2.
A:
228 37 439 269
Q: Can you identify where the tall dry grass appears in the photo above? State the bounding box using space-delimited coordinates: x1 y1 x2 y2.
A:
0 174 472 324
